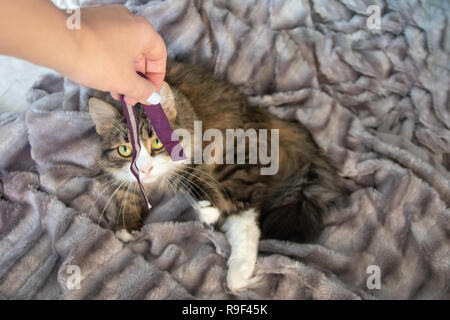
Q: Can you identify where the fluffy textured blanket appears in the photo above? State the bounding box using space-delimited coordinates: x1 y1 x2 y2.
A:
0 0 449 299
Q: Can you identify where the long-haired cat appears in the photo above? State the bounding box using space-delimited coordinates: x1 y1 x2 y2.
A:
88 59 345 291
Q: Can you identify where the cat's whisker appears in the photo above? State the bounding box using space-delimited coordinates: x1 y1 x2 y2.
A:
182 166 231 203
125 182 136 228
166 174 197 206
163 176 192 208
96 176 120 193
87 177 121 219
176 168 228 205
163 175 179 197
174 173 213 204
170 179 200 210
171 174 200 199
171 171 219 209
117 181 133 231
169 172 201 203
115 182 126 231
96 180 126 235
119 183 128 231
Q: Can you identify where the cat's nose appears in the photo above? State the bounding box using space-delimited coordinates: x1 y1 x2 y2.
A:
139 165 153 176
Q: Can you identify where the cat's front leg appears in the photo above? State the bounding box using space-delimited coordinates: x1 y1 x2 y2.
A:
221 209 260 292
197 200 221 225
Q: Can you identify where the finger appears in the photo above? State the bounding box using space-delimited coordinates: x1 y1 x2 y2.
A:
133 57 146 74
145 58 166 74
146 72 165 91
132 58 165 91
124 71 160 105
124 96 138 106
142 34 167 63
145 58 166 90
133 58 164 89
110 92 120 101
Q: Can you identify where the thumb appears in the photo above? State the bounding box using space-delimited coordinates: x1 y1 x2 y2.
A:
123 71 160 105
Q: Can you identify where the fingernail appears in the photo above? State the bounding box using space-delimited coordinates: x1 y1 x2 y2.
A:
146 92 161 105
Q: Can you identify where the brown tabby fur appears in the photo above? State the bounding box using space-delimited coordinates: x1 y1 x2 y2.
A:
90 59 346 242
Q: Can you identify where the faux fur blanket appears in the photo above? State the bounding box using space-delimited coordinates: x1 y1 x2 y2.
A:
0 0 449 299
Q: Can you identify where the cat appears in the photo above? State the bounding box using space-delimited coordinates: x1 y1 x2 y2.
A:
88 59 346 291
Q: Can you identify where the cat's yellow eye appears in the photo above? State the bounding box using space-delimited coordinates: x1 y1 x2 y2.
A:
151 138 163 151
118 145 132 157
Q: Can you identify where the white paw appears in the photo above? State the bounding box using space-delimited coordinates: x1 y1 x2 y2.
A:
197 200 211 208
226 257 256 292
197 201 221 225
115 229 136 243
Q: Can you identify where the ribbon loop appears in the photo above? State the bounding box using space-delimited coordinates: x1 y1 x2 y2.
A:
119 73 185 210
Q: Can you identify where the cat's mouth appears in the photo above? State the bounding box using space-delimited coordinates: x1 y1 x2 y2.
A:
140 175 158 185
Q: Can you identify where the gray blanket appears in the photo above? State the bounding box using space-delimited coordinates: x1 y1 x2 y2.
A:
0 0 449 300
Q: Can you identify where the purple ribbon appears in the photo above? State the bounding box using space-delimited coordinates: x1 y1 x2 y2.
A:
120 73 185 209
141 104 186 162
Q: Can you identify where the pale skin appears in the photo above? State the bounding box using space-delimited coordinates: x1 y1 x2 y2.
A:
0 0 167 106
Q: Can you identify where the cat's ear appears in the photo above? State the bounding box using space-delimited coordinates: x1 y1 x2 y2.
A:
160 81 176 120
88 98 121 135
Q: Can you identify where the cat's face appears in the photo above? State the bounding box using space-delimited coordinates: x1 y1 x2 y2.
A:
89 82 186 186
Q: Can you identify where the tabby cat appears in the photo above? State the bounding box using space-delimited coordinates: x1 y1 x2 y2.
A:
88 59 345 291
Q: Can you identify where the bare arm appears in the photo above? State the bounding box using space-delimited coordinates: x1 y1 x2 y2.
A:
0 0 166 105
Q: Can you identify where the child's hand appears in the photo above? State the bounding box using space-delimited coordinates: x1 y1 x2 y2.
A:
66 5 166 106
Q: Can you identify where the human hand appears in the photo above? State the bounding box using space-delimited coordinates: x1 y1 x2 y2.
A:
65 5 166 106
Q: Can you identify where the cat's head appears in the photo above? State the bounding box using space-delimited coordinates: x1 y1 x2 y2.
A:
89 82 191 186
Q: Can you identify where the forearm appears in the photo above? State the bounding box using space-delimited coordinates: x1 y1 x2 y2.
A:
0 2 166 104
0 0 80 75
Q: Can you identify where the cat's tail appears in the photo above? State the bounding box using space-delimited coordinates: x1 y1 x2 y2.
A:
259 161 348 242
